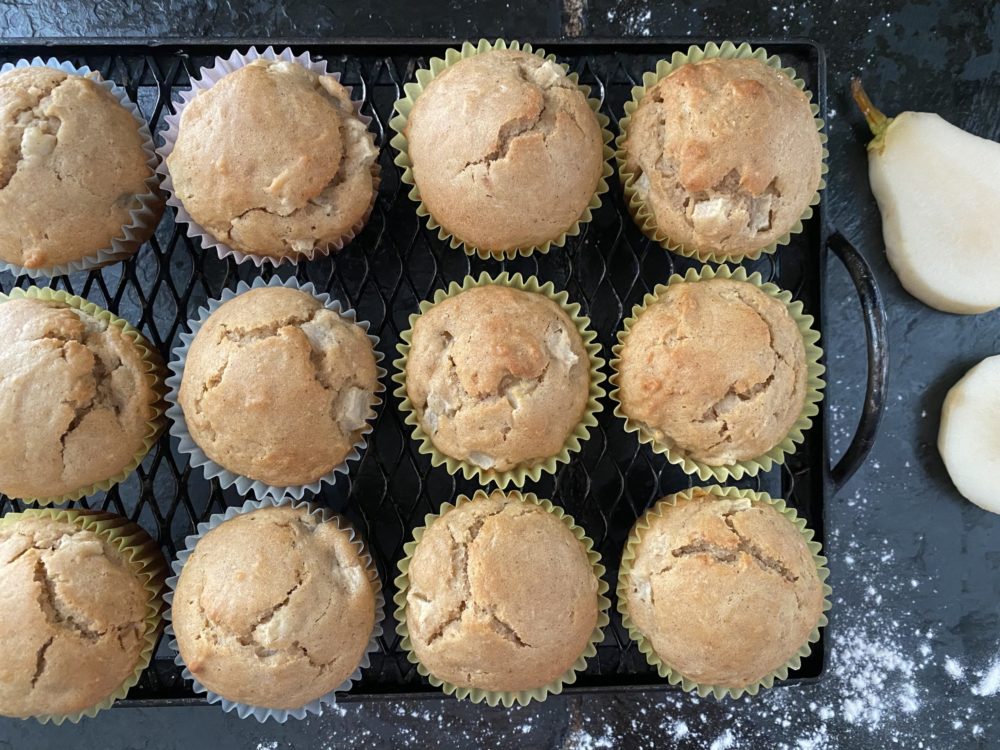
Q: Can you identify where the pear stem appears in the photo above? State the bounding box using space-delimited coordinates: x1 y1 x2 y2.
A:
851 78 890 139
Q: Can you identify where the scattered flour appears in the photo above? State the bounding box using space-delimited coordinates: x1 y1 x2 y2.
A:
709 729 735 750
606 3 653 36
972 658 1000 697
945 657 966 681
563 726 616 749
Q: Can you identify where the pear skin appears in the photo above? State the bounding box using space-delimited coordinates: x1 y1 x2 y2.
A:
853 79 1000 315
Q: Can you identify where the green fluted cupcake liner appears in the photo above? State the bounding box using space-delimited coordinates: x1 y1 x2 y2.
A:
389 38 614 259
615 40 828 263
617 484 831 699
392 271 606 488
609 264 825 481
394 488 610 706
0 509 166 724
0 287 166 505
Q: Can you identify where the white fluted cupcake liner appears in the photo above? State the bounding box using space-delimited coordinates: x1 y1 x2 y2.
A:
164 276 385 500
0 57 163 279
156 46 379 268
163 496 385 722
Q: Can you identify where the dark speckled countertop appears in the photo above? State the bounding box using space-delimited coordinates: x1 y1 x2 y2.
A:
1 1 999 748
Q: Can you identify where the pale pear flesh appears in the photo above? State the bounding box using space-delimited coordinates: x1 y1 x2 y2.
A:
938 355 1000 514
868 112 1000 314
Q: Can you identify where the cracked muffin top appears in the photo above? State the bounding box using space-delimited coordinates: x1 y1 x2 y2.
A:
404 492 600 693
624 488 824 689
404 284 591 474
404 50 605 253
623 57 822 258
616 277 807 465
166 60 378 259
171 505 377 709
0 514 152 718
0 66 152 270
0 297 158 501
178 286 379 487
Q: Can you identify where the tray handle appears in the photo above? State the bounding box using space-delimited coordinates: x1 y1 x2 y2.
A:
827 231 890 492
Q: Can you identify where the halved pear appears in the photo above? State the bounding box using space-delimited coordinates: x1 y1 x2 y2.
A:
939 355 1000 514
853 80 1000 314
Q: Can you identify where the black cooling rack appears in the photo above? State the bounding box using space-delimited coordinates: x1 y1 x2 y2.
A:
0 38 886 705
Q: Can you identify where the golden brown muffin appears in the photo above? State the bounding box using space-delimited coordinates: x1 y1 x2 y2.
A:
623 57 822 258
616 278 806 465
171 505 377 709
0 514 155 719
405 50 604 252
0 66 153 270
166 60 378 259
405 285 590 473
0 297 158 500
623 488 825 689
404 491 599 693
177 286 379 487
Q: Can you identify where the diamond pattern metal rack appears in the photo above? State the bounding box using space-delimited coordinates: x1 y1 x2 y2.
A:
0 39 826 704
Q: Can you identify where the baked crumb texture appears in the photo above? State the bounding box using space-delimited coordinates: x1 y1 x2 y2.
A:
403 284 591 475
623 487 827 693
622 55 823 259
177 286 380 488
401 491 602 696
0 66 152 269
0 515 154 719
0 297 157 501
165 59 378 259
616 277 808 466
403 48 605 253
170 505 378 711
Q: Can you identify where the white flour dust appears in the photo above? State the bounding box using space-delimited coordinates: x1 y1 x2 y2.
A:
606 3 653 36
971 657 1000 697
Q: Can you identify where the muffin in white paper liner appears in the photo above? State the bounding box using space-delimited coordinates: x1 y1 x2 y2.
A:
156 46 379 267
164 496 385 722
164 276 385 500
0 57 163 279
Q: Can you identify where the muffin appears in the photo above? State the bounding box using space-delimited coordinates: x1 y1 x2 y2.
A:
170 504 378 711
165 59 378 260
176 285 379 488
0 295 162 502
0 66 154 271
622 56 823 259
403 283 591 476
404 48 605 254
621 486 827 693
401 491 602 696
0 511 164 720
614 276 807 467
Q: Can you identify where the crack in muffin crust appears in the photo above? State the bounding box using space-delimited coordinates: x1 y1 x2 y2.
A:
178 287 379 487
405 50 605 251
0 298 155 500
171 505 377 710
625 490 825 689
405 284 590 473
0 66 152 269
166 60 378 259
0 516 151 716
617 278 807 466
622 56 822 258
404 492 600 693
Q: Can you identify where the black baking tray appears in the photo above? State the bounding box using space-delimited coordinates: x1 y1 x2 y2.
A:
0 38 888 706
